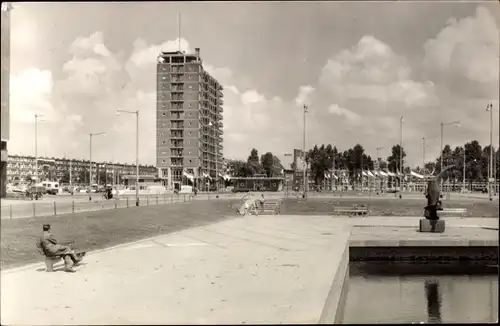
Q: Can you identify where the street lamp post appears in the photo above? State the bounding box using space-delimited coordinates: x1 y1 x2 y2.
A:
376 147 384 193
421 137 438 174
462 147 466 194
117 109 140 206
486 102 494 200
399 116 404 197
89 132 106 198
209 120 220 198
303 104 308 198
440 121 460 192
34 113 44 183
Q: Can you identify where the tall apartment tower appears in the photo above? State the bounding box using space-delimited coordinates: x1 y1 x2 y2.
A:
156 48 224 190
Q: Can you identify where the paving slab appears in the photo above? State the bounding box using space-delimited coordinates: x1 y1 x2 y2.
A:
0 215 351 325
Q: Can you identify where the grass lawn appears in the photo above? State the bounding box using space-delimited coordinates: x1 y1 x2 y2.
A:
1 200 239 271
281 197 499 217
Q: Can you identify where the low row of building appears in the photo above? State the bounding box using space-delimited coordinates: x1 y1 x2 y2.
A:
6 155 157 185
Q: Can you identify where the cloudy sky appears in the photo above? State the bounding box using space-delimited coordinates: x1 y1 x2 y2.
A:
7 1 500 167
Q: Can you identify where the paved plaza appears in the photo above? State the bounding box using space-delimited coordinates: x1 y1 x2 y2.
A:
1 214 498 325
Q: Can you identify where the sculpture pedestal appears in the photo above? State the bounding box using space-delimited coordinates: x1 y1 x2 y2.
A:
419 219 445 233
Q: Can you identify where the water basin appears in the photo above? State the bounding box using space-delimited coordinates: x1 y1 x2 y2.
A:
341 261 498 323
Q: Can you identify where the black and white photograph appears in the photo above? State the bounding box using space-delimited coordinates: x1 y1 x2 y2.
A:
0 1 498 324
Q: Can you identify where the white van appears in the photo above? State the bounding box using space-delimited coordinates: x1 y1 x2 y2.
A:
42 181 60 195
179 185 194 194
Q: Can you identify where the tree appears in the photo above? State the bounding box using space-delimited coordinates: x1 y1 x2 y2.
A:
481 145 494 181
306 144 334 185
424 162 436 175
260 152 275 177
247 148 263 176
387 144 407 173
435 144 453 175
340 144 368 185
227 159 253 177
464 141 484 182
60 171 70 184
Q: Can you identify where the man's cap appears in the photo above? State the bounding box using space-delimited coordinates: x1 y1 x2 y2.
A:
42 224 51 231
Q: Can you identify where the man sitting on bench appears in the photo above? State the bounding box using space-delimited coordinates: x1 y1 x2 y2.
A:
37 224 85 273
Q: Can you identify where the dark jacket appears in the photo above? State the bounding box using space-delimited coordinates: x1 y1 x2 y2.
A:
37 231 71 256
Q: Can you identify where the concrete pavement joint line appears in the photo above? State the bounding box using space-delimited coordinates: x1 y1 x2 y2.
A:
178 232 228 249
213 223 323 246
200 227 291 252
253 225 323 238
243 218 349 238
150 239 211 248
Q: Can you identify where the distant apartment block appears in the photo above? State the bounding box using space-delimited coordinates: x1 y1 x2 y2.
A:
6 155 157 185
156 48 224 190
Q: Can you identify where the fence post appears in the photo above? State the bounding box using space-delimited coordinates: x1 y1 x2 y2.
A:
127 197 129 208
156 195 158 205
115 200 117 209
9 204 12 219
147 196 149 206
53 201 57 216
72 200 75 214
33 202 36 218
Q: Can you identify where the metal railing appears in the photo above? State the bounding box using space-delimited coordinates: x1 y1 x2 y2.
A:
1 193 196 220
1 192 288 220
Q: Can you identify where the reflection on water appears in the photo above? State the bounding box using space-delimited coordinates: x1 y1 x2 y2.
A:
424 280 442 323
341 262 498 324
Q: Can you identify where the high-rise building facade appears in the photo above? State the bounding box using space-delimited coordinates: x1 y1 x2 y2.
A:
0 2 12 198
156 48 224 190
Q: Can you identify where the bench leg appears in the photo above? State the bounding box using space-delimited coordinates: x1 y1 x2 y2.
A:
63 255 73 269
45 257 61 272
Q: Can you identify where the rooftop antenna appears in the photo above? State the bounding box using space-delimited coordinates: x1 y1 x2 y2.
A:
178 12 181 52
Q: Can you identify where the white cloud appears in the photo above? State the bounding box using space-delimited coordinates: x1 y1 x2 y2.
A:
10 68 55 123
71 32 112 57
129 37 191 68
423 6 499 98
327 104 361 124
9 68 84 157
294 85 315 106
241 89 265 105
320 35 436 108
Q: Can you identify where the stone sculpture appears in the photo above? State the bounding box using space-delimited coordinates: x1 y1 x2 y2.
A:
421 165 455 232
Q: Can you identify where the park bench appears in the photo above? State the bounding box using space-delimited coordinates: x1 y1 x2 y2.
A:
35 240 77 272
257 199 282 215
438 208 468 217
333 205 370 217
